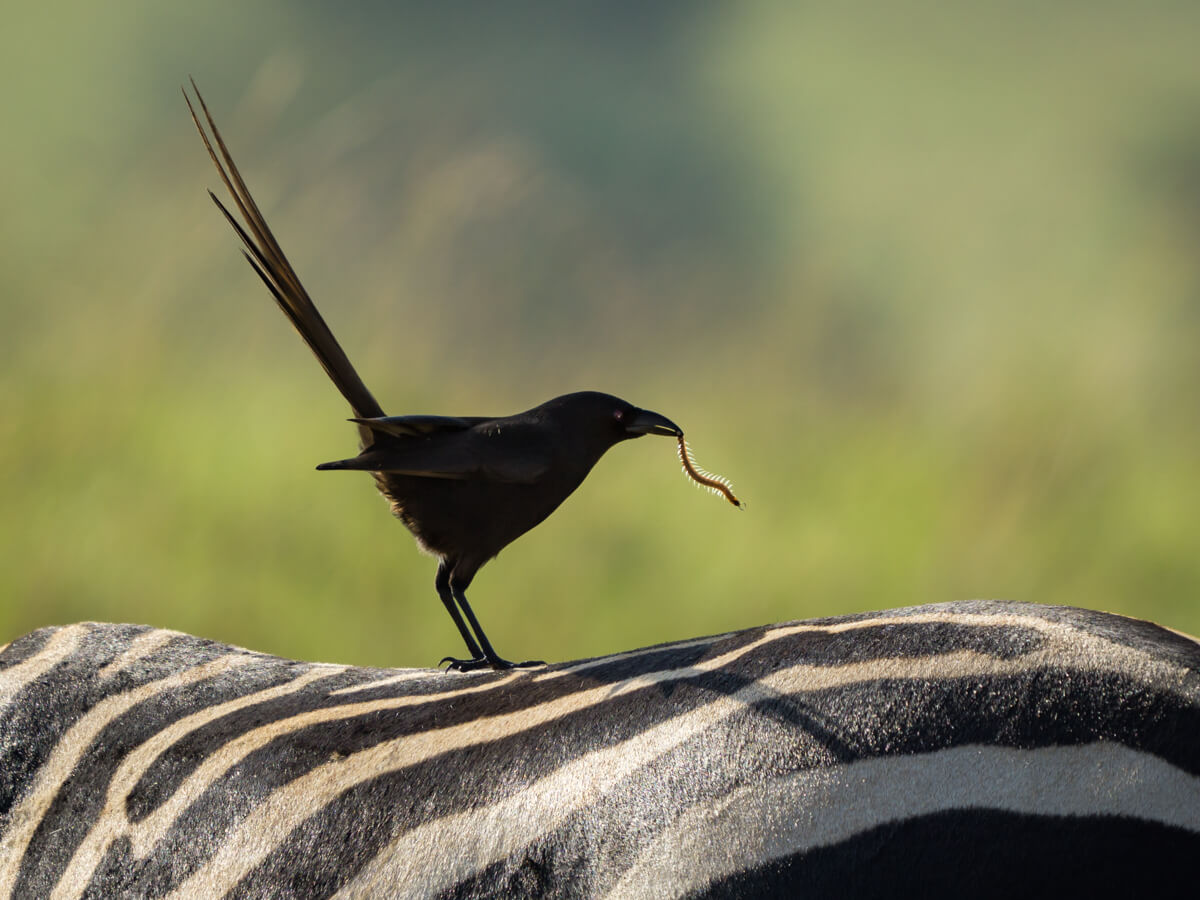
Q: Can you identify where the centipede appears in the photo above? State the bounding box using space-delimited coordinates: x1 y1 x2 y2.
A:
677 435 743 509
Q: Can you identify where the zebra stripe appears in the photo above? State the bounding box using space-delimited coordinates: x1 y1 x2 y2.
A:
0 601 1197 898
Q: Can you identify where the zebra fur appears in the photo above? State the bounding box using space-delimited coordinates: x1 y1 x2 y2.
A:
1 600 1197 898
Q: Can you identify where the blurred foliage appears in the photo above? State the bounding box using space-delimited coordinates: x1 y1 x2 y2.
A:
2 1 1199 666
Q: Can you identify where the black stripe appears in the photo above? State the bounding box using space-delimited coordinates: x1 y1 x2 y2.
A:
446 666 1200 897
134 617 1044 827
3 607 1197 897
792 669 1200 773
693 810 1200 899
204 647 828 895
811 600 1200 666
121 665 758 894
444 699 848 900
106 633 1200 895
125 666 381 822
126 640 742 831
1 625 156 822
12 655 326 897
0 625 59 670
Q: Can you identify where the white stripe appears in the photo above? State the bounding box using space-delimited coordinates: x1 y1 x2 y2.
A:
330 670 443 695
0 625 87 707
329 634 725 697
122 668 522 858
164 625 806 899
61 639 732 890
51 665 345 900
606 742 1200 899
338 615 1198 898
335 662 791 898
37 608 1200 898
97 629 183 681
49 667 537 897
0 653 254 897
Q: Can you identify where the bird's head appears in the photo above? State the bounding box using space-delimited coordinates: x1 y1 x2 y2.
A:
543 391 682 453
614 402 684 439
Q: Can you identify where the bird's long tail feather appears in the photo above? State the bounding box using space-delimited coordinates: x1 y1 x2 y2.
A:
185 79 385 438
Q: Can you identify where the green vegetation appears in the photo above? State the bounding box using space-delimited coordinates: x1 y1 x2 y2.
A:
3 2 1199 666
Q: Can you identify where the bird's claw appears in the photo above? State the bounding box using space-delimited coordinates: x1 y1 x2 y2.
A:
440 656 488 672
440 656 545 673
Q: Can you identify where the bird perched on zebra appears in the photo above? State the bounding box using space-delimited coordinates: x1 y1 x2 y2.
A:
1 600 1197 897
184 82 738 673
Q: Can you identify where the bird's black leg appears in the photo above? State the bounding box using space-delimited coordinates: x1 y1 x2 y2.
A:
439 566 544 672
434 560 486 668
448 585 544 672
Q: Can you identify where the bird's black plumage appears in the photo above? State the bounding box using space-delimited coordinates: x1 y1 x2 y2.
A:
186 82 683 670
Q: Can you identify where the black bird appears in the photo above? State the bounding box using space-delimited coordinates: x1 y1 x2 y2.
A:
186 83 684 671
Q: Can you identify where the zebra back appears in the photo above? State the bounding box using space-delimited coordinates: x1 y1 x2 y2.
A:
1 600 1198 898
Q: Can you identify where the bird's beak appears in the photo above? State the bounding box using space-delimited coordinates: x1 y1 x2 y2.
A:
625 409 683 437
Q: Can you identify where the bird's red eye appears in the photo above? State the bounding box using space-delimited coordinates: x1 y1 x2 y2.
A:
613 409 626 422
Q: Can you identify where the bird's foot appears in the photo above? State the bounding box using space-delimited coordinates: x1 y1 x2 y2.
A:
440 655 545 673
439 656 490 672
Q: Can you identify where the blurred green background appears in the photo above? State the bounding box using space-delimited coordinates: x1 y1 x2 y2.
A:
3 1 1199 667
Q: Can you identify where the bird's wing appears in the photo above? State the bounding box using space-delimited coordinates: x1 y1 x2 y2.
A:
350 415 493 438
319 420 553 483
